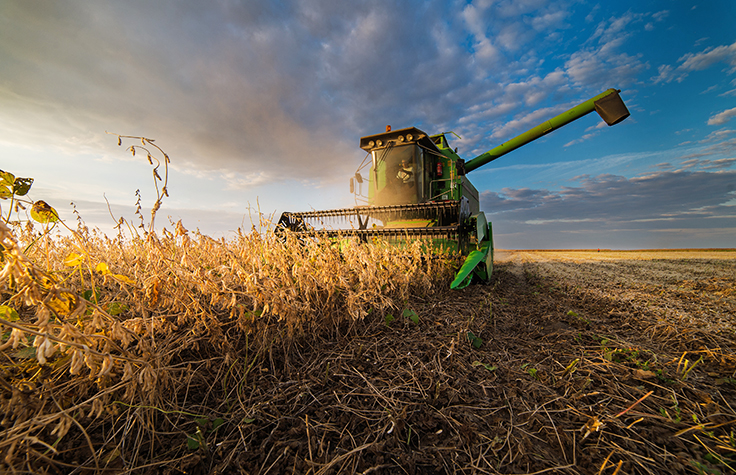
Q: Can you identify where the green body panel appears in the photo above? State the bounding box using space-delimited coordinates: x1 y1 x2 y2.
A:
450 221 493 289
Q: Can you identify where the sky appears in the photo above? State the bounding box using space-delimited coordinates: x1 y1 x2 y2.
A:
1 0 735 249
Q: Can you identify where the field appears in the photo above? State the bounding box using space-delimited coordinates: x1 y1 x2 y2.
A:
1 220 735 474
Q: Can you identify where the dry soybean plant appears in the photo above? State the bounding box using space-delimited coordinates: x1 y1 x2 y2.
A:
0 138 459 473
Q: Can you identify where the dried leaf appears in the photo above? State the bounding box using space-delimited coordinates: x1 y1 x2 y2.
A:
633 369 656 379
581 416 604 440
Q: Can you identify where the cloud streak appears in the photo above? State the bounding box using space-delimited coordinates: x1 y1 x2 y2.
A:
708 107 736 125
653 40 736 84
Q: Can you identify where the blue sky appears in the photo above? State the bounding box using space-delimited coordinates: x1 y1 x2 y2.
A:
1 0 735 249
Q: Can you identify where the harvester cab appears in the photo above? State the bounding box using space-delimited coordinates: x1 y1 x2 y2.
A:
278 88 630 288
357 128 468 205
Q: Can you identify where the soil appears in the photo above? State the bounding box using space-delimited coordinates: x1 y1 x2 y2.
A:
170 250 736 475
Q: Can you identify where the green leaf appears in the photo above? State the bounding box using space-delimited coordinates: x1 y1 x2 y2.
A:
403 309 419 324
83 288 101 303
0 171 25 200
31 200 59 223
0 305 20 322
107 302 128 316
467 332 483 348
0 171 15 187
195 417 209 427
186 436 199 450
212 418 224 431
384 314 395 325
13 346 37 359
242 417 255 424
12 177 33 196
472 361 498 372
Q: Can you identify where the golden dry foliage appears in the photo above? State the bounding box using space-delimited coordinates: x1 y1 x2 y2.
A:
0 218 457 472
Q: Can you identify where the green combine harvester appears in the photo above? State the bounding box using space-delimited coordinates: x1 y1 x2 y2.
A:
278 88 630 289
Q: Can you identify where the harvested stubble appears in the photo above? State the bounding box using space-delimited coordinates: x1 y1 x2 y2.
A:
0 220 458 473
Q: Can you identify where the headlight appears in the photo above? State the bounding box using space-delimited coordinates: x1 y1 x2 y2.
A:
376 140 383 147
368 140 375 148
398 135 405 142
406 134 413 141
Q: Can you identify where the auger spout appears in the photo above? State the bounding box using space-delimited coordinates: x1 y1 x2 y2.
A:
464 88 629 173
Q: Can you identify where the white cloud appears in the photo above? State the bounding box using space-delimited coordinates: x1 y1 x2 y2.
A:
680 42 736 72
589 11 644 46
564 48 645 88
222 170 274 189
654 40 736 83
475 37 503 65
564 132 598 147
708 107 736 126
651 10 669 22
701 129 736 141
489 106 562 141
652 64 674 84
529 10 568 31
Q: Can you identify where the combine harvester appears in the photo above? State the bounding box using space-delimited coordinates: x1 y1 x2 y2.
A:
278 89 630 289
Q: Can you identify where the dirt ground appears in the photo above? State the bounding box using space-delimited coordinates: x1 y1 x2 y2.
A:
169 250 736 475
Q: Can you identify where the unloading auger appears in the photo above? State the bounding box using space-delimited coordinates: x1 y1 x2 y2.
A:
278 88 630 288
